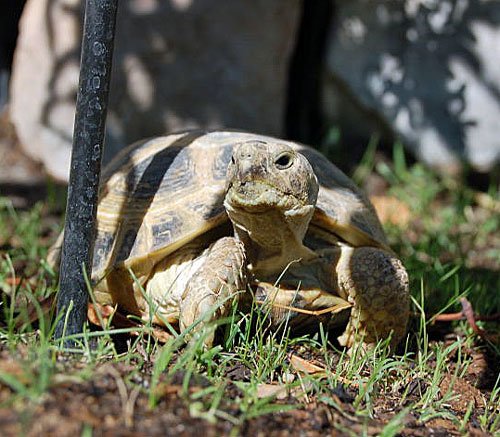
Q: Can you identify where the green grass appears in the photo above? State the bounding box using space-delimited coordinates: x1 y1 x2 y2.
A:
0 147 499 434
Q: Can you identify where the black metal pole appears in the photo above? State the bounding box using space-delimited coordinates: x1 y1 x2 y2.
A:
55 0 118 342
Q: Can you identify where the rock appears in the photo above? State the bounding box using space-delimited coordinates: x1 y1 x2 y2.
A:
323 0 500 173
10 0 300 182
0 110 48 209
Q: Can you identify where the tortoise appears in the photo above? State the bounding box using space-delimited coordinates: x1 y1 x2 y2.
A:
50 130 409 349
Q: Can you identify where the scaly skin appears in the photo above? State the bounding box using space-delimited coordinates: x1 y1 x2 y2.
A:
179 237 247 344
335 246 410 350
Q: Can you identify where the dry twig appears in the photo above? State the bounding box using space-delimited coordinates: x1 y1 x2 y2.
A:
433 297 500 342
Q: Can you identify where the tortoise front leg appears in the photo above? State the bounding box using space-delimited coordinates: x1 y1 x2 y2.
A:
179 237 247 345
334 246 410 350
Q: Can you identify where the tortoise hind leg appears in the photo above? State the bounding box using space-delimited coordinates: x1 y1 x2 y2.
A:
335 246 410 350
179 237 247 345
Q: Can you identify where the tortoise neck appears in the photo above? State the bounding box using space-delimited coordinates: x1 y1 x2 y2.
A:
230 206 317 277
245 238 316 278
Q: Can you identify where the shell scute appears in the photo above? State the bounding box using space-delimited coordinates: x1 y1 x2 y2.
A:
123 145 194 199
92 231 114 272
212 144 233 180
150 214 184 250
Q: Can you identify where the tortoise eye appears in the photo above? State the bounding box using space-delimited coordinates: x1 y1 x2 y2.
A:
274 152 294 169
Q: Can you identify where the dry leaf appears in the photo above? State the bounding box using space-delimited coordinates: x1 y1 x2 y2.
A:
289 354 354 386
87 303 116 327
289 354 326 376
256 383 288 399
370 195 411 226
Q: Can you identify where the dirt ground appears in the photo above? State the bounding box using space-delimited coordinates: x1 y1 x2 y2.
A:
0 336 498 436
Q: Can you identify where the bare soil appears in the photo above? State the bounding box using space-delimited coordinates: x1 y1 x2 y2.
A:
0 336 497 436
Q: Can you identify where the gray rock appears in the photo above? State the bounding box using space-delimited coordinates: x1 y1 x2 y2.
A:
10 0 300 181
323 0 500 173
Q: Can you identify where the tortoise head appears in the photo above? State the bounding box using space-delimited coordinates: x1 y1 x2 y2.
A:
224 140 319 249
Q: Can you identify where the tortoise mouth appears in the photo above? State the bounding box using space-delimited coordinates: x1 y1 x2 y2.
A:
225 180 302 212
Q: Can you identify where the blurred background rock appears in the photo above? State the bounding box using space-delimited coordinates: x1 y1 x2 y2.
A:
1 0 499 183
323 0 500 175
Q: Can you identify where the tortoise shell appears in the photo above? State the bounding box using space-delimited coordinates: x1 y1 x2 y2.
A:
91 130 389 283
